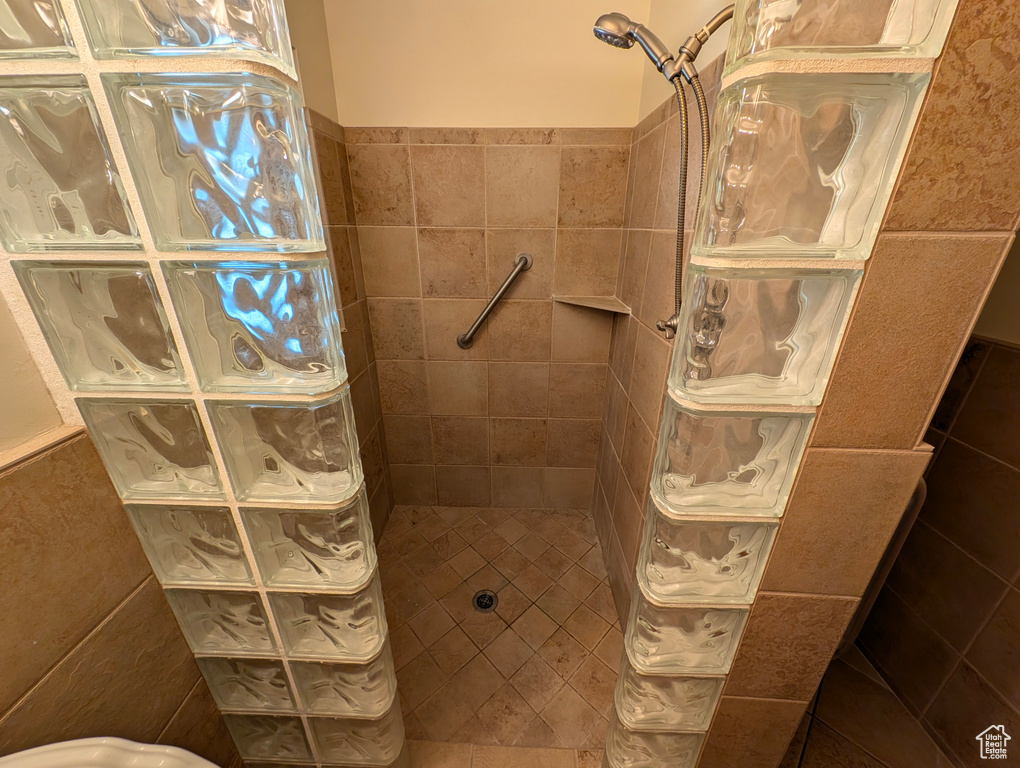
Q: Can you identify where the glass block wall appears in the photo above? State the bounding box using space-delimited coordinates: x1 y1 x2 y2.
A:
606 1 960 766
0 3 405 767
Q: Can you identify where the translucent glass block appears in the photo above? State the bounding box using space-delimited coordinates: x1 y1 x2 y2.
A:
164 259 345 394
165 589 275 655
694 72 928 261
638 499 777 605
605 710 703 768
290 642 397 717
0 0 74 58
77 399 224 500
269 574 386 661
75 0 296 77
615 648 723 732
242 488 376 591
209 388 362 504
222 714 311 761
625 582 748 674
0 76 139 251
14 261 186 391
309 703 405 766
726 0 959 73
197 657 295 713
651 396 811 518
670 266 861 405
103 73 322 252
126 504 252 585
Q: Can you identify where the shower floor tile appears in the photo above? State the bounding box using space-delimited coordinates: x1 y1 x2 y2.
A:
380 505 621 750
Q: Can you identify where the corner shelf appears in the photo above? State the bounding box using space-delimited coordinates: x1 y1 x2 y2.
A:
553 295 631 315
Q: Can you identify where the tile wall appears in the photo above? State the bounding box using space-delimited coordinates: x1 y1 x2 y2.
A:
692 0 1020 764
343 128 633 508
309 111 393 536
0 434 239 765
593 57 725 621
860 335 1020 765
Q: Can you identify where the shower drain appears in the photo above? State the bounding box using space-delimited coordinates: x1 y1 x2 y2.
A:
473 589 498 613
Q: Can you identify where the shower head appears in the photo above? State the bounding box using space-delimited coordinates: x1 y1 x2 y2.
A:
593 12 674 72
593 12 636 48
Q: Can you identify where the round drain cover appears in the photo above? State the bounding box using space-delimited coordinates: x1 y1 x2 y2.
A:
473 589 498 613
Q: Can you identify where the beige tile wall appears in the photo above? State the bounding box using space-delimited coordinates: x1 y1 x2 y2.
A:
310 111 394 536
593 58 725 622
343 127 632 508
694 0 1020 764
0 435 239 765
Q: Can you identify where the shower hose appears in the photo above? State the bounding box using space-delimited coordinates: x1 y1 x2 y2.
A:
662 64 711 337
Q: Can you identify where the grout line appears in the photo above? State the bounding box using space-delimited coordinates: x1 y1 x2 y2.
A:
156 677 204 742
941 343 993 437
0 576 154 729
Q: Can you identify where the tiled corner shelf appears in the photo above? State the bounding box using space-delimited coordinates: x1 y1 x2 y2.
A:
553 295 631 314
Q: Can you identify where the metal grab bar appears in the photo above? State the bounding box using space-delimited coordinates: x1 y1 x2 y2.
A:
457 252 533 349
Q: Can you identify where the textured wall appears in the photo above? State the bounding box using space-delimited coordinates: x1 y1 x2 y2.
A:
345 127 632 509
593 56 724 622
860 336 1020 765
309 110 394 536
0 435 239 766
695 0 1020 764
0 289 61 454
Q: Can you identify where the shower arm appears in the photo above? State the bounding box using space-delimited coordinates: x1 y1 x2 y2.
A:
656 4 733 340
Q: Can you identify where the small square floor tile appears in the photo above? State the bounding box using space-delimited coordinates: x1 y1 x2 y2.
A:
513 605 559 650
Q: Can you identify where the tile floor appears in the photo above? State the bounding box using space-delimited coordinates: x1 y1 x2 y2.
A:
781 645 958 767
408 741 603 768
377 505 620 754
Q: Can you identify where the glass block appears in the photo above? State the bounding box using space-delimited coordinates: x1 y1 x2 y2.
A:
670 266 861 405
209 388 362 504
605 710 703 768
164 259 345 394
126 503 252 585
77 398 224 500
615 648 723 732
197 657 295 713
103 73 322 252
222 714 311 761
638 499 777 605
651 396 812 518
0 76 139 251
14 261 186 391
0 0 74 58
242 488 376 591
290 642 397 717
75 0 295 76
726 0 959 74
269 574 386 661
165 589 275 655
625 582 748 674
694 72 928 261
309 703 405 766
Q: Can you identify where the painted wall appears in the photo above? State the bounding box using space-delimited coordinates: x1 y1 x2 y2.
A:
0 290 61 454
973 236 1020 345
638 0 731 120
284 0 339 122
318 0 730 128
322 0 652 127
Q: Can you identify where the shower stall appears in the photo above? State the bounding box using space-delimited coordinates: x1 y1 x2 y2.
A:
0 0 1004 767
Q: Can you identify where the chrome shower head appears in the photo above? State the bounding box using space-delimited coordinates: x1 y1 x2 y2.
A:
593 12 636 48
593 12 674 72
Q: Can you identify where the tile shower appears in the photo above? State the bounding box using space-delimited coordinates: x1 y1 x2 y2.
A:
0 1 981 768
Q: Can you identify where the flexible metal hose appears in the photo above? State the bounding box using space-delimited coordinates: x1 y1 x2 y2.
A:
691 71 711 232
672 77 689 319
